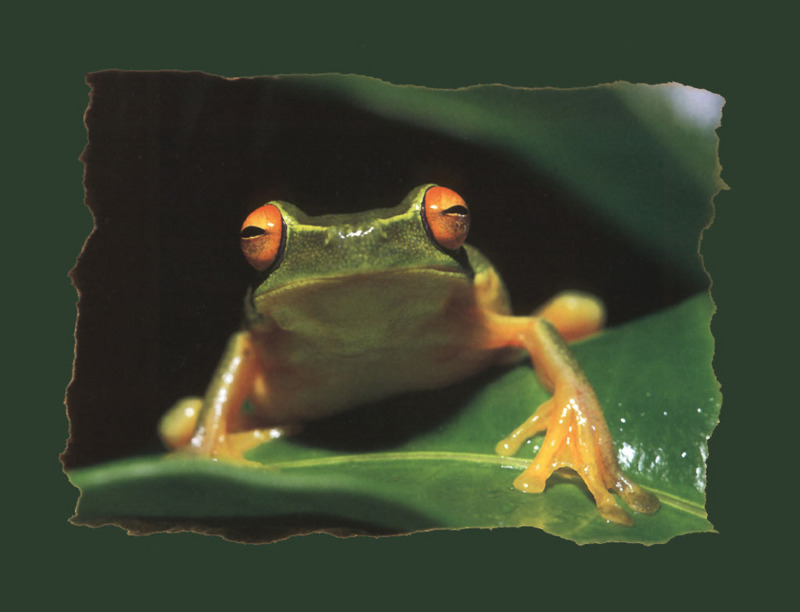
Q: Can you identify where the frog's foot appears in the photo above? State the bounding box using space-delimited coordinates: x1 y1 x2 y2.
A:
225 423 302 459
159 397 301 461
496 393 659 526
168 423 302 464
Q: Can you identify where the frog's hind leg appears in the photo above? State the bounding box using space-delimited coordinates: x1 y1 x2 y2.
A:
534 291 606 342
159 397 203 450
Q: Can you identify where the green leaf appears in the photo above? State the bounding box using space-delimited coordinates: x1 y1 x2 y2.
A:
69 293 719 544
297 77 724 284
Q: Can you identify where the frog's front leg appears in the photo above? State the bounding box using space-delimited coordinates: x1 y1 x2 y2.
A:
159 331 260 459
489 315 659 525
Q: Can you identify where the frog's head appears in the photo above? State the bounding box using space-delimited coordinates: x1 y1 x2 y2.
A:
240 184 474 300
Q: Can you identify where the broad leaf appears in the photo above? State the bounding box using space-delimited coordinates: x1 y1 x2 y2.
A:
70 293 719 544
300 77 724 285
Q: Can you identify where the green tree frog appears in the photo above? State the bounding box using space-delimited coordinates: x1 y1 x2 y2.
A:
159 184 659 525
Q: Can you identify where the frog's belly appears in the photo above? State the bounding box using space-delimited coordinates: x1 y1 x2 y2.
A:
252 339 502 424
246 271 510 424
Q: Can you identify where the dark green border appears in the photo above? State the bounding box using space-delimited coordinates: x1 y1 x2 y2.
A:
11 2 780 608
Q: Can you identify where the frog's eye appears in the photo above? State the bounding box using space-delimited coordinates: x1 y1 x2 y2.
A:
422 186 470 251
240 204 284 271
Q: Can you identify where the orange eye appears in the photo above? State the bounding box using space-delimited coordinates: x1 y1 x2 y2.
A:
422 186 470 251
240 204 284 271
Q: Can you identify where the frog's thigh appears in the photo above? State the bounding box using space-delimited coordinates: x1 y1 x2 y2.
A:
493 316 658 525
534 291 605 342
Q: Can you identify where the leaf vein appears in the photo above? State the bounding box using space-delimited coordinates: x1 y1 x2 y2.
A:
264 451 707 517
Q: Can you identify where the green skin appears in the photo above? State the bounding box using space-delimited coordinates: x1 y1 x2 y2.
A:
160 184 659 525
240 183 512 424
248 184 491 295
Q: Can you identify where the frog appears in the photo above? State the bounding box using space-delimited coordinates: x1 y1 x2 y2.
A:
159 184 659 525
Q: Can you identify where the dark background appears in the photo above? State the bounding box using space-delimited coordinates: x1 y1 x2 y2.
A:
64 72 711 468
7 2 791 610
